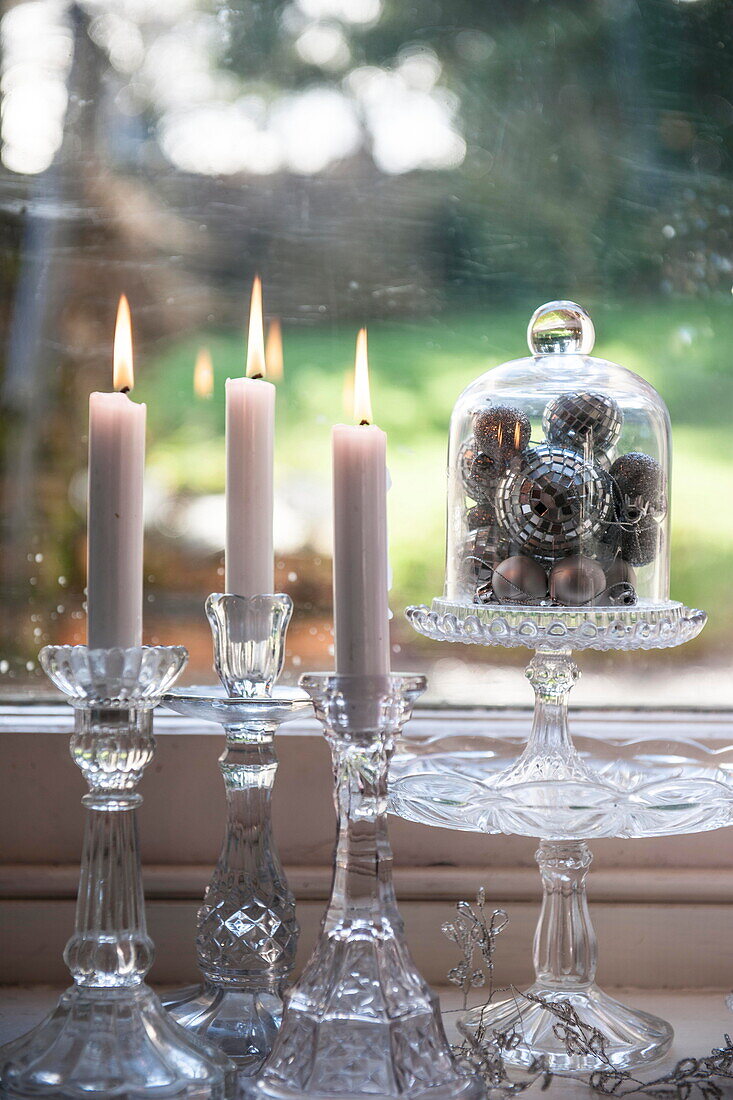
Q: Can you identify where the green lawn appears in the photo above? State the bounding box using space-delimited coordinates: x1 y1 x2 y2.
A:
138 301 733 645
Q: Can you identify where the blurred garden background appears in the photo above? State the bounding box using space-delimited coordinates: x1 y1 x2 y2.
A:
0 0 731 704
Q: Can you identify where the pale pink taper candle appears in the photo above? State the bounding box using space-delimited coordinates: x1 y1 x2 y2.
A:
225 276 275 597
332 329 390 676
87 295 145 649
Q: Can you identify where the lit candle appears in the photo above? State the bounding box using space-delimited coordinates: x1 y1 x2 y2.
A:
225 276 275 596
332 328 390 675
87 295 146 649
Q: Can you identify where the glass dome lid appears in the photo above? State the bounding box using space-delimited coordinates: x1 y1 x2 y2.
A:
445 301 671 611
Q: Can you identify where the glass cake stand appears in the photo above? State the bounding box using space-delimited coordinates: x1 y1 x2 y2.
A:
390 599 716 1074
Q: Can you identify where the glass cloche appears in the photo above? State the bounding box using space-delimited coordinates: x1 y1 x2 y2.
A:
446 301 670 609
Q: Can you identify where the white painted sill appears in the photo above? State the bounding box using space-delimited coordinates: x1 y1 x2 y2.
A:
1 703 732 989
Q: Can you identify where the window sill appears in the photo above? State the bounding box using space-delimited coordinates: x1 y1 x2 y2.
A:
1 702 732 988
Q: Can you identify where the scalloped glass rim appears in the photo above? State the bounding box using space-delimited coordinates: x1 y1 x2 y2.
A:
39 644 188 707
406 599 706 652
389 732 733 840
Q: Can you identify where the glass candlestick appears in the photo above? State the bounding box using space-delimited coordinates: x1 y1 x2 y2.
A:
0 644 235 1100
251 673 481 1100
162 594 311 1076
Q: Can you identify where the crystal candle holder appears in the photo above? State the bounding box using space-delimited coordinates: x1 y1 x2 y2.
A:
251 673 481 1100
162 593 311 1076
0 644 235 1100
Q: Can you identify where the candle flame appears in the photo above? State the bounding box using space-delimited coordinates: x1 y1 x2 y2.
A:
246 275 266 379
113 294 134 392
265 319 283 381
194 347 213 398
353 327 372 425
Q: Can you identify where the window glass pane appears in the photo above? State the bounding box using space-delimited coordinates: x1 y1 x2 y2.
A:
0 0 730 705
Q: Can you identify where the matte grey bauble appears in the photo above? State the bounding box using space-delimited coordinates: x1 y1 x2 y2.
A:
549 555 606 606
492 555 548 603
603 558 637 606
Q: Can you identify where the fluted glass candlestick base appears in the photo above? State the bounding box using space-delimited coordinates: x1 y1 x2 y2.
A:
251 673 481 1100
0 645 235 1100
162 594 310 1076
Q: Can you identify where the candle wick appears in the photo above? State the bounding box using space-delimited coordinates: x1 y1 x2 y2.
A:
359 418 370 426
119 386 131 394
250 372 264 380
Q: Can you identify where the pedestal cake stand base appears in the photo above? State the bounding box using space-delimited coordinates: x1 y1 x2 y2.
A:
461 984 672 1075
392 601 712 1076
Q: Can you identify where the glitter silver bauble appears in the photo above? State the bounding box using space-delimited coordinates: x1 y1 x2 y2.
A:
620 513 661 567
609 451 667 521
543 391 623 453
473 405 531 462
496 444 614 563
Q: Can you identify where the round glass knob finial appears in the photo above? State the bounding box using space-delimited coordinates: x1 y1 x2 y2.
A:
527 301 595 356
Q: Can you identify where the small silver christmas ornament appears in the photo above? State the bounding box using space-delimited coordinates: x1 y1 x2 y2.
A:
620 513 661 567
459 439 502 504
549 554 606 606
492 555 548 603
609 451 667 520
543 391 623 453
496 444 614 563
461 527 512 597
604 557 637 606
473 405 531 463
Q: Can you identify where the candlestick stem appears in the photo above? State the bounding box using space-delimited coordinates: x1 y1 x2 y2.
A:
252 673 481 1100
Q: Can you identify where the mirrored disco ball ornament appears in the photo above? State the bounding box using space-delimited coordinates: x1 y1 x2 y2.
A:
459 438 501 504
461 527 513 600
496 444 614 563
543 391 623 453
